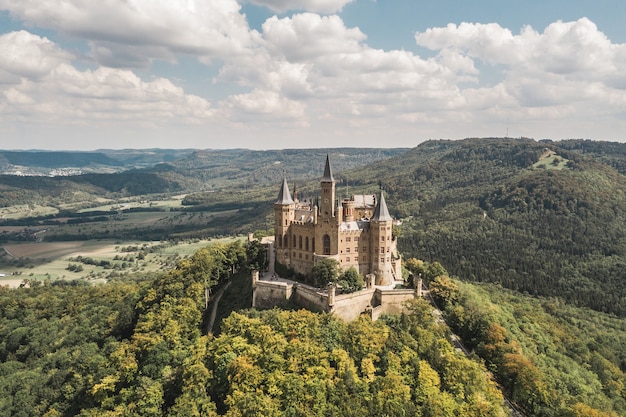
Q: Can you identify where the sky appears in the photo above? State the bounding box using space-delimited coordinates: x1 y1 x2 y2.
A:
1 0 626 150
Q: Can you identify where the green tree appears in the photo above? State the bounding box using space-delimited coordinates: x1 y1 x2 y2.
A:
429 275 459 309
338 267 364 293
311 258 340 287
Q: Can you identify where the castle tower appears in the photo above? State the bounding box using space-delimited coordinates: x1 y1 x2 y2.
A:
316 154 338 256
370 192 394 285
319 154 335 221
274 176 295 266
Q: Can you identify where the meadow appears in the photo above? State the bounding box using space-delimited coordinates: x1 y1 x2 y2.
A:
0 237 243 287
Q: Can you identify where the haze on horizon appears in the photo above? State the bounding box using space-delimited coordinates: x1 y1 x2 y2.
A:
1 0 626 151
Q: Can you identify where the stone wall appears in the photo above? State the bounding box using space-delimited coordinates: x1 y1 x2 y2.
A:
253 272 418 321
331 288 377 321
290 284 330 313
374 289 416 315
253 280 293 309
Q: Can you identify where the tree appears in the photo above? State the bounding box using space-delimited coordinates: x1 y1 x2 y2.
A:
429 275 459 310
338 267 364 293
311 258 340 287
246 240 267 272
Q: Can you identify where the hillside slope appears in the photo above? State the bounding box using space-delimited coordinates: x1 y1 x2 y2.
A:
346 138 626 316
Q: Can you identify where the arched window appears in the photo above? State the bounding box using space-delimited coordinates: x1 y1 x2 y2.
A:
305 236 309 251
323 234 331 255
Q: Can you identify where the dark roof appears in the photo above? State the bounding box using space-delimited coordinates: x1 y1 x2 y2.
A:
275 176 294 205
371 192 392 222
321 154 334 182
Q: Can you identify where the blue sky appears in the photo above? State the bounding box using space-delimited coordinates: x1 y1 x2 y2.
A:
1 0 625 150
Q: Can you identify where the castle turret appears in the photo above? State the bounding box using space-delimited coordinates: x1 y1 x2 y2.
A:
274 176 295 266
342 199 355 222
371 192 393 285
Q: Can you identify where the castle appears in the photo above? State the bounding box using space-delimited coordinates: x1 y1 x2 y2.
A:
252 155 416 321
273 155 402 285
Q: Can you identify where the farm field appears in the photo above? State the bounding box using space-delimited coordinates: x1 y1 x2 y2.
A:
0 237 244 287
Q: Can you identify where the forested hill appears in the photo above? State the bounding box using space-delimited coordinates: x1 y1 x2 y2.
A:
0 148 407 206
346 138 626 316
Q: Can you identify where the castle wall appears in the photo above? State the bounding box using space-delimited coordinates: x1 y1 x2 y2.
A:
290 284 330 313
373 288 416 315
253 280 293 309
330 288 377 321
253 276 417 321
287 222 316 276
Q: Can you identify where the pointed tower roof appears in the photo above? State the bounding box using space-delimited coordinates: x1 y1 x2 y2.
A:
371 192 392 222
275 176 294 205
321 154 334 182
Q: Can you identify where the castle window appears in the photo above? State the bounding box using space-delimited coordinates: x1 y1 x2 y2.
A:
354 237 359 242
380 257 385 262
305 237 309 251
387 247 390 253
362 256 367 262
346 248 350 253
285 220 288 226
323 234 331 255
293 235 296 247
380 248 384 254
381 236 385 242
299 235 302 249
346 257 350 262
354 247 358 252
346 237 351 242
284 236 289 248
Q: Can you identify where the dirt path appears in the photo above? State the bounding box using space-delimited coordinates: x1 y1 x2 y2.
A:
206 281 232 335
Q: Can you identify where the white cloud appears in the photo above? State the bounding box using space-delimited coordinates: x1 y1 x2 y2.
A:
0 31 73 82
0 31 213 128
0 0 261 67
415 18 626 120
243 0 354 14
262 13 365 61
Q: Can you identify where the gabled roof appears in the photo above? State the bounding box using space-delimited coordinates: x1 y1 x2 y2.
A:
371 192 392 222
275 176 294 205
321 154 334 182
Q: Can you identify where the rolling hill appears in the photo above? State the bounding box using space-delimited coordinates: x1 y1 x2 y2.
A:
342 138 626 316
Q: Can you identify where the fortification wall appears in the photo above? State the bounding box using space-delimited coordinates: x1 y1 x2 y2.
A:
373 289 416 315
291 284 330 313
330 288 376 321
253 274 417 321
253 280 293 309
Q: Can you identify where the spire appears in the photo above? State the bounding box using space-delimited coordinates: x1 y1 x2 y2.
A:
372 192 392 222
321 154 334 182
276 175 294 205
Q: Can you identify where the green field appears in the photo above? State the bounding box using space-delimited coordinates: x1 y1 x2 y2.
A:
0 237 244 287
